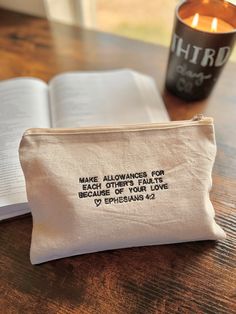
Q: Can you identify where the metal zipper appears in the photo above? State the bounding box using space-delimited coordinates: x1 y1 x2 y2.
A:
23 115 213 136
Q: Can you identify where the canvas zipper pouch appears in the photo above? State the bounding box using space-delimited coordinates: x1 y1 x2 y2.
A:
19 116 226 264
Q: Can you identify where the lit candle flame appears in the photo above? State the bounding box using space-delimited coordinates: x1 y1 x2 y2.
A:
211 17 218 32
191 13 199 28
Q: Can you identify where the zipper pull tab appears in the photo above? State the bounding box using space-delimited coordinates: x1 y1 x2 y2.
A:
192 114 204 121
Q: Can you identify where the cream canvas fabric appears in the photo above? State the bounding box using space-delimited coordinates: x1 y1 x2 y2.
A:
19 116 226 264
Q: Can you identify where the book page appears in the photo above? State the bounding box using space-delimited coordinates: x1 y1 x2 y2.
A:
132 71 169 122
0 78 50 214
49 69 169 128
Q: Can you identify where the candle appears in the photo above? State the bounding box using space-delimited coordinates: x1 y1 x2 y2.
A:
183 14 234 33
165 0 236 101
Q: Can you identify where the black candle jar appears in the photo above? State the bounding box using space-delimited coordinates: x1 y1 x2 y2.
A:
165 0 236 101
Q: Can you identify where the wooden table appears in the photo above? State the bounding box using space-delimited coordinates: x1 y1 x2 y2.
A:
0 9 235 314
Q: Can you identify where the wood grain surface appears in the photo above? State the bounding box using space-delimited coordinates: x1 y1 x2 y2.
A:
0 8 235 314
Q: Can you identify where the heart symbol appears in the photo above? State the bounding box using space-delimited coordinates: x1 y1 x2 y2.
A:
94 199 102 207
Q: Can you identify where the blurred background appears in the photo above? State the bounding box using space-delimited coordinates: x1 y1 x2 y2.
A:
97 0 177 48
98 0 236 62
0 0 235 61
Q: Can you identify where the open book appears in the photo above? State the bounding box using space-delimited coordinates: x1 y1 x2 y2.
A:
0 69 169 220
